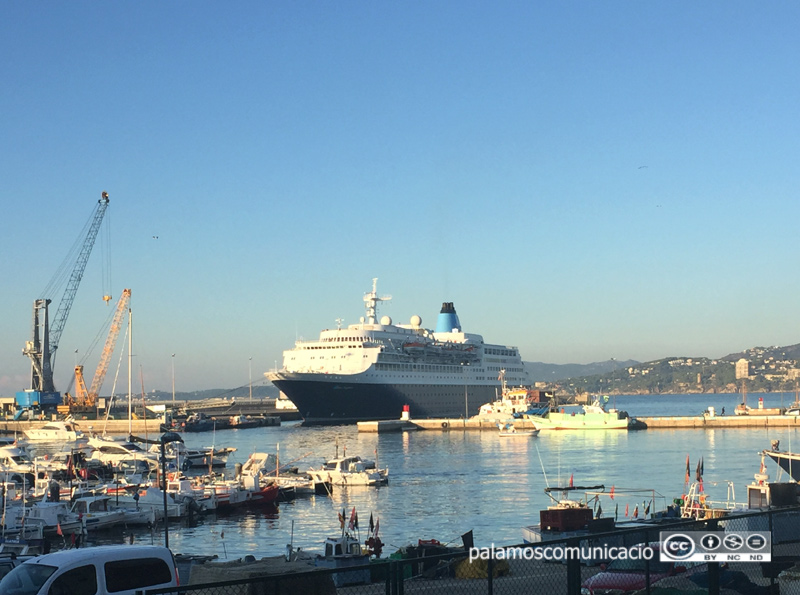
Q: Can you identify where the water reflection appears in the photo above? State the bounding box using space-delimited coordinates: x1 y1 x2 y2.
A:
36 397 800 560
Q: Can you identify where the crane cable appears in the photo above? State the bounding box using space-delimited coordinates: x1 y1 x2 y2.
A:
40 206 95 299
101 209 112 304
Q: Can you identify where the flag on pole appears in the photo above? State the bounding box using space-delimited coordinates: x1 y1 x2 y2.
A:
596 503 603 518
609 486 615 500
569 474 574 488
625 503 629 517
644 501 651 516
696 457 704 492
369 513 375 534
633 505 639 518
348 507 357 531
56 523 63 537
373 518 380 539
339 509 345 529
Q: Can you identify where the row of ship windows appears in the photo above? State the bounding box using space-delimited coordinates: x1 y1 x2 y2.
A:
374 363 472 373
488 366 524 374
485 348 518 357
301 345 363 350
291 356 369 361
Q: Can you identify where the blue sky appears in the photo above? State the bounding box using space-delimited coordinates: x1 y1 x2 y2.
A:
2 2 799 395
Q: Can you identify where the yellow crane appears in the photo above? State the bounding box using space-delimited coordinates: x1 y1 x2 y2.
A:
63 289 131 414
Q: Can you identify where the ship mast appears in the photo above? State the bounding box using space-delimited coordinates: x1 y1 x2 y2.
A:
363 278 392 324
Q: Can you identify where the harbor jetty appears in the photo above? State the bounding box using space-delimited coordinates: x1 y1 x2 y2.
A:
358 413 800 432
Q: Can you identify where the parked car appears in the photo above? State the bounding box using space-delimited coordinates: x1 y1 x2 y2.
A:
580 545 705 595
0 555 30 580
0 545 178 595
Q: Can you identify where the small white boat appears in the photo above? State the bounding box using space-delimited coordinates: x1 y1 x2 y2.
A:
70 494 126 531
308 455 388 487
24 421 85 442
497 423 539 437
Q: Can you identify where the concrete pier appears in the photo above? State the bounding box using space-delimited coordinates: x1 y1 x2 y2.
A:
358 414 800 432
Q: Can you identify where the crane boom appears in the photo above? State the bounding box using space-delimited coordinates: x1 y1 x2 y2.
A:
70 289 130 410
88 288 131 401
26 191 110 394
45 191 111 383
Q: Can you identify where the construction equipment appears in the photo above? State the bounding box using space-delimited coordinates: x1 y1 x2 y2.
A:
62 289 131 414
18 192 110 413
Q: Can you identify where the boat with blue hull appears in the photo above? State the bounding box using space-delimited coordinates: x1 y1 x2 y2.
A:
266 279 529 425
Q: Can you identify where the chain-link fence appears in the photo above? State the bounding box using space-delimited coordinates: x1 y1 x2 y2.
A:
139 506 800 595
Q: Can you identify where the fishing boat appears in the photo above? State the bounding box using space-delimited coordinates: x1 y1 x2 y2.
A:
315 508 371 587
526 397 632 430
266 279 530 424
521 484 677 550
475 371 549 421
759 440 800 483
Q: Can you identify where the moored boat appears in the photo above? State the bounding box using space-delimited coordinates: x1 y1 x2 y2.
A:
24 420 85 442
266 279 530 424
497 423 539 438
526 397 632 430
308 455 388 487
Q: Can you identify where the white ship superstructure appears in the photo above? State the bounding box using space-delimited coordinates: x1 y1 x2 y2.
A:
266 279 529 424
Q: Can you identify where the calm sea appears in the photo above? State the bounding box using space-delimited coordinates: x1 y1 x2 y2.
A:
72 392 800 560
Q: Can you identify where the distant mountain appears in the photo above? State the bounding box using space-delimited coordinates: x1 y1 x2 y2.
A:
146 385 280 402
524 359 640 383
542 344 800 395
720 343 800 362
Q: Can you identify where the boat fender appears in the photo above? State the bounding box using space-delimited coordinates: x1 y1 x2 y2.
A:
441 422 449 429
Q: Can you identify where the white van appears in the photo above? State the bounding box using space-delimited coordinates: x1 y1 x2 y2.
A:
0 545 179 595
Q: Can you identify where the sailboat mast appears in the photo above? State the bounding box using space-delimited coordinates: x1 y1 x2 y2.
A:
128 307 133 436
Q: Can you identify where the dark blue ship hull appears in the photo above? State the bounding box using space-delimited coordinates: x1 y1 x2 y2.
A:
270 377 497 425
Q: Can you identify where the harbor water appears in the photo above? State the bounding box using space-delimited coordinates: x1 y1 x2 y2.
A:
67 392 800 560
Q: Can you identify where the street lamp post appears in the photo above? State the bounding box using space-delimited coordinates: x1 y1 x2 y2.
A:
461 362 469 418
171 354 176 408
159 431 183 549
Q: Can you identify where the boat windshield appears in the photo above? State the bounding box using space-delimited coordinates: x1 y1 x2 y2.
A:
0 563 58 595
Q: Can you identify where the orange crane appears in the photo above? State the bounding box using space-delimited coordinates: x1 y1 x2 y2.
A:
63 289 131 413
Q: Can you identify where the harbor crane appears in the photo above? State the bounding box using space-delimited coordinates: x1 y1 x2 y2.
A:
18 191 110 412
63 289 131 414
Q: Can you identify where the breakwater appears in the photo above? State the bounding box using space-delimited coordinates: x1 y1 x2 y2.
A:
359 414 800 432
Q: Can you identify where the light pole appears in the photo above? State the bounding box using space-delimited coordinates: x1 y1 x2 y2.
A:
249 357 253 401
160 431 183 549
171 354 176 408
461 362 469 418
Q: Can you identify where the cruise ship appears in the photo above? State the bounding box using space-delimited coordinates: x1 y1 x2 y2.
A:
266 279 530 425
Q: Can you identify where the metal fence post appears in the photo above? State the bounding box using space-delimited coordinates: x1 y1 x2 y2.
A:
487 556 494 595
566 538 581 595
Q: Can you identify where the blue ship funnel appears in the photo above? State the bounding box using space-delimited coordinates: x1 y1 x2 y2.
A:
435 302 462 333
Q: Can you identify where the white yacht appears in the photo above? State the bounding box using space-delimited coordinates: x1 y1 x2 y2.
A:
23 420 85 442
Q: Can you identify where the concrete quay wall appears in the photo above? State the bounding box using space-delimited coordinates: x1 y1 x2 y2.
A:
637 415 800 429
358 415 800 432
